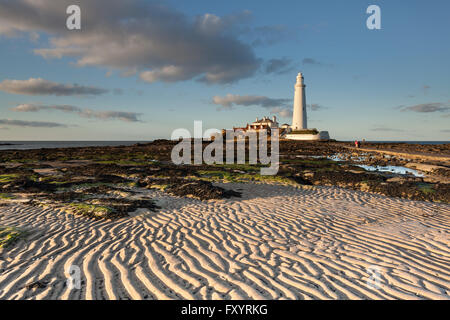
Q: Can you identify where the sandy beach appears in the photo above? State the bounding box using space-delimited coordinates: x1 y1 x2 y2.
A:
1 0 449 309
1 183 449 300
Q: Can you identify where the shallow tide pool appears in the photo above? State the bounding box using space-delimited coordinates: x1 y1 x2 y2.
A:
328 154 425 177
355 164 425 177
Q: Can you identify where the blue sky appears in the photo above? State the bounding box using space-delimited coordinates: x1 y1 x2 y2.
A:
0 0 449 141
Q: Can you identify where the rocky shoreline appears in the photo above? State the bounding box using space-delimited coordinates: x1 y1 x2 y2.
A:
0 140 448 220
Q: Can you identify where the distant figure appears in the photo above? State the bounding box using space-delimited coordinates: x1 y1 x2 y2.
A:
355 140 360 148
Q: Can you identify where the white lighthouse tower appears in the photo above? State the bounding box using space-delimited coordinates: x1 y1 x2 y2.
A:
286 72 330 140
292 72 307 130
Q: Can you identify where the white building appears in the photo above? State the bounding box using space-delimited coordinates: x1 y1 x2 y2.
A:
286 72 330 141
217 115 291 138
247 116 279 131
291 72 307 130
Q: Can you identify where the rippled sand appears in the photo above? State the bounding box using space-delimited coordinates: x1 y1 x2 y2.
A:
1 183 449 300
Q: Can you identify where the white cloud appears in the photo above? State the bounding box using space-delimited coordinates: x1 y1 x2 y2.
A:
212 94 290 109
11 104 142 122
212 94 293 119
0 119 67 128
270 107 292 118
401 102 450 113
0 78 108 96
264 58 294 74
309 104 326 111
0 0 260 84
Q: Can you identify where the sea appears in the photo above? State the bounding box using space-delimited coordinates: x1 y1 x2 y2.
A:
0 140 448 151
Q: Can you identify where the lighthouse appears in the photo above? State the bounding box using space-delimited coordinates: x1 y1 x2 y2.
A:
286 72 331 140
292 72 307 130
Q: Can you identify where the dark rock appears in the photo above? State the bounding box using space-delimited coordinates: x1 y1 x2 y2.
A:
25 281 47 290
166 180 241 200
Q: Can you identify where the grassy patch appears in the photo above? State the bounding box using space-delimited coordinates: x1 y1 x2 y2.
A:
211 163 265 172
0 174 20 183
0 193 15 200
29 174 43 182
90 152 157 164
196 170 297 185
68 203 114 218
290 129 319 135
149 184 170 191
122 181 139 188
48 180 71 185
0 226 25 248
95 160 152 166
417 183 435 194
4 159 34 164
